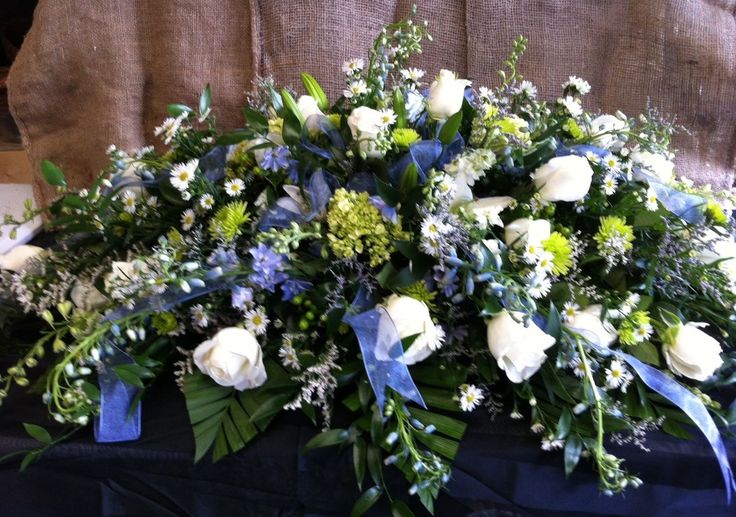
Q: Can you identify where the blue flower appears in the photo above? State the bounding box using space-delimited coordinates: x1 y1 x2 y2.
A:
207 248 239 269
261 146 291 172
281 279 313 301
249 243 287 292
433 265 459 297
231 286 254 309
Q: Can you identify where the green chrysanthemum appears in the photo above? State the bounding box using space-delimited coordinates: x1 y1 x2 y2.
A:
326 188 407 267
705 200 728 226
542 231 573 276
594 216 634 266
208 201 250 242
618 310 653 346
392 128 421 148
152 312 178 335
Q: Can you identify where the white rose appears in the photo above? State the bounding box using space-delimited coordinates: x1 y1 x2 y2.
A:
487 310 556 383
347 106 383 158
0 245 44 272
696 230 736 284
382 294 442 365
193 327 268 390
663 322 722 381
533 155 594 202
427 69 471 120
589 114 626 150
504 218 551 248
468 196 515 229
565 305 617 347
631 150 675 184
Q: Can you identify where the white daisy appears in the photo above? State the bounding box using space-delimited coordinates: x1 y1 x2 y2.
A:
121 190 136 214
428 325 446 351
244 306 269 335
563 75 591 95
180 209 195 231
342 58 364 75
224 178 245 197
279 342 301 370
558 96 583 118
523 242 544 264
190 304 209 328
421 215 450 239
569 356 586 378
602 174 618 196
199 193 215 210
170 159 198 191
146 195 159 209
154 113 187 144
535 251 556 274
517 80 537 98
605 360 633 392
620 293 640 316
526 272 552 299
458 384 484 412
645 187 658 211
377 109 397 128
634 322 653 343
603 154 620 170
400 67 425 83
585 150 600 164
343 79 368 99
562 301 579 323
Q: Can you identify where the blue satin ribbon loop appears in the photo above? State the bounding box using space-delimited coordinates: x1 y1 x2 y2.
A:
343 289 426 412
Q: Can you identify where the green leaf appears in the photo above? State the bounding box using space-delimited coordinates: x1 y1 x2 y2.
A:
370 405 384 444
167 103 193 117
546 302 562 339
662 418 693 440
374 175 400 207
556 409 572 439
19 451 40 472
217 130 255 146
393 89 407 129
391 500 414 517
304 428 350 451
62 195 85 209
281 110 302 147
366 444 384 486
400 163 419 193
198 84 212 120
350 486 382 517
243 107 268 133
564 435 583 476
80 381 100 402
407 407 467 440
281 89 305 126
419 386 462 412
23 423 51 445
353 436 367 490
248 392 292 426
41 160 67 187
112 366 145 388
301 72 329 111
630 341 660 366
438 110 462 145
415 432 459 460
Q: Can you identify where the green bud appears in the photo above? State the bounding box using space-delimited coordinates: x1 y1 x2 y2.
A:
298 319 310 331
41 310 54 325
15 377 29 387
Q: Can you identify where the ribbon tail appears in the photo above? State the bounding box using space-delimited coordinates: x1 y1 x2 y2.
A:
343 307 426 412
619 351 736 502
94 349 141 443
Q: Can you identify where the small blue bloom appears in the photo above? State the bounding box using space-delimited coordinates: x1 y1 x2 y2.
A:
231 286 253 309
287 160 300 183
249 243 287 292
281 278 313 301
261 146 291 172
207 247 239 269
433 266 459 297
369 196 398 224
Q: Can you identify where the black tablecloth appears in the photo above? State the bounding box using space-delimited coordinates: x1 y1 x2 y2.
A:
0 355 735 517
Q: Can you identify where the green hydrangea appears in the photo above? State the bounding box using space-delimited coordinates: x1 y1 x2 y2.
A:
152 312 178 335
542 231 573 275
326 188 407 267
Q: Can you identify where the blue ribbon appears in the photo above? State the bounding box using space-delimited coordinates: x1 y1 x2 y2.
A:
644 178 706 225
342 289 426 412
614 350 736 502
95 274 238 442
300 115 345 160
258 169 335 230
94 345 141 443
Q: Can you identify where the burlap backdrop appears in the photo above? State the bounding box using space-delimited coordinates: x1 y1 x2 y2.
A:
8 0 736 205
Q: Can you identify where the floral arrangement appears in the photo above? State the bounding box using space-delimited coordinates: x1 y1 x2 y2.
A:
2 11 736 515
